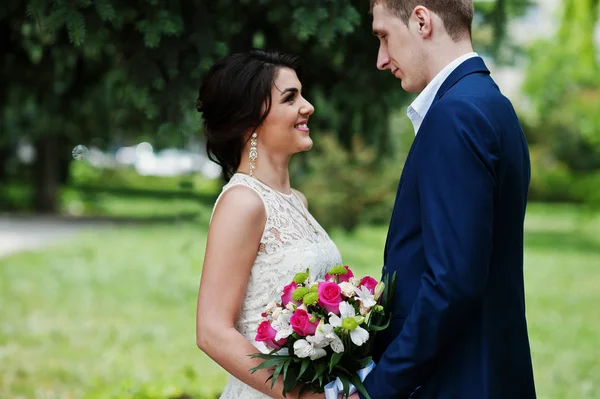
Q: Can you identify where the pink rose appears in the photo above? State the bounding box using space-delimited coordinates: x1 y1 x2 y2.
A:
360 276 378 294
289 309 319 336
325 266 354 283
318 282 343 314
255 321 286 349
281 282 298 306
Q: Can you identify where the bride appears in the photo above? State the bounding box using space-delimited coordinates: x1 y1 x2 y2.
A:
195 49 338 399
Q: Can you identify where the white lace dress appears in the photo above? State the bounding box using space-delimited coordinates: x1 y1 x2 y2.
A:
215 173 343 399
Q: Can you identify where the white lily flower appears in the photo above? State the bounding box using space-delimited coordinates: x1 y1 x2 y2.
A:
272 307 283 321
307 323 329 348
349 325 370 346
274 323 293 341
338 282 356 297
307 333 329 349
318 323 345 353
338 301 356 320
294 339 327 360
264 301 278 315
329 302 370 347
355 286 377 308
272 311 293 341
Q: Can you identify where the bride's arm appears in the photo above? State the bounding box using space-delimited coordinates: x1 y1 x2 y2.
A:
196 186 321 399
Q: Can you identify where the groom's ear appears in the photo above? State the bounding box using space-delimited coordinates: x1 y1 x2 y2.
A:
413 6 433 39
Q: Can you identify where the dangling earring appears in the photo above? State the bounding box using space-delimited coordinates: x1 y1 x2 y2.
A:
249 132 258 177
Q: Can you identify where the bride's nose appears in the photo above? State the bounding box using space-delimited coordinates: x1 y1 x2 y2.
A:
300 99 315 116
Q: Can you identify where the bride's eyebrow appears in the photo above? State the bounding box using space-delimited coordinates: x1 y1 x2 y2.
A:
279 87 299 96
274 81 301 96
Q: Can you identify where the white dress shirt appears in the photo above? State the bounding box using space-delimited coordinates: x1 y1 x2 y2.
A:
407 52 479 135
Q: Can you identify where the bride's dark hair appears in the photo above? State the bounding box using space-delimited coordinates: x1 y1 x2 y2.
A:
196 49 300 179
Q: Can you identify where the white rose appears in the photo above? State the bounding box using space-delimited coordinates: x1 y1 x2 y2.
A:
349 277 361 287
338 282 356 297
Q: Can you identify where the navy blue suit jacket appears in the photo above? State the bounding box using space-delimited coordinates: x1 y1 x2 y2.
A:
360 57 536 399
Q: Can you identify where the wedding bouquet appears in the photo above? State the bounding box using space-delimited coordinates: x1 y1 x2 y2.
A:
250 265 396 399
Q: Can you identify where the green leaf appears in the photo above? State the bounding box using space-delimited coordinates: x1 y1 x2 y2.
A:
298 358 310 380
249 356 289 373
46 8 69 30
350 374 372 399
283 362 299 396
282 359 291 383
368 316 391 331
248 353 273 360
26 0 47 17
311 361 327 383
95 0 116 22
66 10 86 46
271 361 285 389
339 375 351 398
329 352 343 373
357 356 373 369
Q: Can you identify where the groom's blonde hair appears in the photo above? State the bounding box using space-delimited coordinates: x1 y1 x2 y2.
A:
370 0 474 41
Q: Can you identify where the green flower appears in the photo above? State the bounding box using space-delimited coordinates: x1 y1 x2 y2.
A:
327 265 349 276
293 271 310 284
303 292 319 306
341 318 358 331
292 287 310 302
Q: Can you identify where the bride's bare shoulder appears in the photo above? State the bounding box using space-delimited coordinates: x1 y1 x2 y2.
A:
211 185 266 228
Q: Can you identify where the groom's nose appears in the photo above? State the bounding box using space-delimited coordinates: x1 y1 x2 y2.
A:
377 45 390 70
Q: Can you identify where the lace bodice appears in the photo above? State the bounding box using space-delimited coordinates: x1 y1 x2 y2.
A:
215 173 343 399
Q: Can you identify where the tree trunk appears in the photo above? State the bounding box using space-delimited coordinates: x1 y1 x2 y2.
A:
0 145 9 182
34 136 59 213
58 148 72 185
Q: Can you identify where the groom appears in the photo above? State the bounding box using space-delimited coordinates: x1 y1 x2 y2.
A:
349 1 537 398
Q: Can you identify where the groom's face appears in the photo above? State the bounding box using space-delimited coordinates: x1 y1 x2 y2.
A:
372 4 426 92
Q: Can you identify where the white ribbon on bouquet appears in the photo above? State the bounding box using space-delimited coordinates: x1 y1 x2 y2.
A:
323 360 376 399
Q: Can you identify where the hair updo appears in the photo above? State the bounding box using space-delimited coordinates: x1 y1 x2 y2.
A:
196 49 300 179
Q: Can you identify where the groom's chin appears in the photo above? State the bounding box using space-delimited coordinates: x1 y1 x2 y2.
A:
401 79 423 93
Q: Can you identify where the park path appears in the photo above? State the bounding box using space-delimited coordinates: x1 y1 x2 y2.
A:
0 215 93 259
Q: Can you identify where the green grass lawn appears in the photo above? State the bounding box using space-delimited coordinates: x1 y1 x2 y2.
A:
1 203 599 398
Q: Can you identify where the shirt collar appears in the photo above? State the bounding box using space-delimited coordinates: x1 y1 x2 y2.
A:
407 52 479 135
